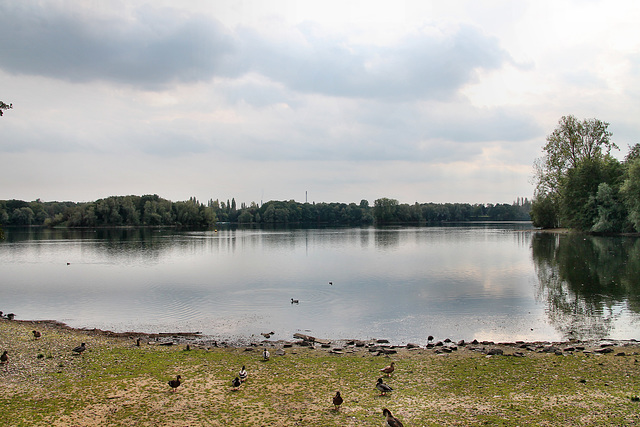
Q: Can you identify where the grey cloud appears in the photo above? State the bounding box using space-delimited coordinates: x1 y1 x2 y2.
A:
241 23 510 101
0 3 239 89
1 3 510 100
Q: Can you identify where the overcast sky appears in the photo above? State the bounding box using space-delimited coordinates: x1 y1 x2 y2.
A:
1 1 638 205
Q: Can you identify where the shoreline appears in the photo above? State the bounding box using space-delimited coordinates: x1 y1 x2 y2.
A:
8 317 639 351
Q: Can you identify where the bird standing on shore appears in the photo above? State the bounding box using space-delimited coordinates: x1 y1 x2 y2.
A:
239 365 248 382
380 361 395 376
263 348 270 361
333 391 343 410
32 330 41 340
382 408 404 427
72 343 86 355
168 375 181 392
376 378 393 396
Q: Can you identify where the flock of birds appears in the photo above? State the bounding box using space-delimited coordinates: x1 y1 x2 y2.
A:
1 299 406 425
162 348 405 425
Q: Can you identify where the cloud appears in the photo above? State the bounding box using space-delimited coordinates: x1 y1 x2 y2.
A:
0 3 240 89
0 2 511 101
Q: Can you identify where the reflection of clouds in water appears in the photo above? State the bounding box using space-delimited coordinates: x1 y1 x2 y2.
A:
4 225 639 344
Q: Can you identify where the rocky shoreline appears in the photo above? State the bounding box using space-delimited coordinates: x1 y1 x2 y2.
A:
9 317 639 358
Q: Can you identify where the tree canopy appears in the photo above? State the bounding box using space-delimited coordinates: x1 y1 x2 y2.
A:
531 115 640 233
0 101 12 116
1 196 532 228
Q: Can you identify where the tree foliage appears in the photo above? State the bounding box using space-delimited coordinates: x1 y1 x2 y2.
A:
532 116 640 232
1 196 532 228
0 101 12 117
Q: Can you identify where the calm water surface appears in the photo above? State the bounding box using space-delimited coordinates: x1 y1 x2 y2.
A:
1 224 639 344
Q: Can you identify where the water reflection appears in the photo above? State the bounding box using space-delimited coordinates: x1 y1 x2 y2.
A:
531 233 640 340
1 225 638 343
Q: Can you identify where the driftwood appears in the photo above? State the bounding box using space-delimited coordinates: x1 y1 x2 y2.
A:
293 333 331 345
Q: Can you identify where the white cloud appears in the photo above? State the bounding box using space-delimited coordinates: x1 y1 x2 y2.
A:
1 0 639 204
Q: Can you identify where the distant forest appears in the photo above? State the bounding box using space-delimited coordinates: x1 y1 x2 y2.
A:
0 195 531 228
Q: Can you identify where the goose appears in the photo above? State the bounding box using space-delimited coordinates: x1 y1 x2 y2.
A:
231 376 242 390
376 378 393 396
263 348 270 361
382 408 404 427
239 365 248 382
168 375 181 392
72 343 86 355
32 330 42 339
333 391 343 410
380 361 395 376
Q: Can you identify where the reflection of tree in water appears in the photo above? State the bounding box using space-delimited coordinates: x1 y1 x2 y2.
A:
531 233 640 340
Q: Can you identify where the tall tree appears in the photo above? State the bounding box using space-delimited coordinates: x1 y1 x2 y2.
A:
531 116 618 228
534 115 617 197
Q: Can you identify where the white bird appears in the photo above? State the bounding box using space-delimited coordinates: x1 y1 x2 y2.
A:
239 365 248 382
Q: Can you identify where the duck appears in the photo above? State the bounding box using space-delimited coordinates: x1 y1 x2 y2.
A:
72 343 86 355
382 408 404 427
231 376 242 390
376 378 393 396
32 330 41 339
168 375 182 392
380 361 395 376
263 348 270 361
333 391 343 410
239 365 248 382
291 298 299 304
6 313 15 320
1 351 7 364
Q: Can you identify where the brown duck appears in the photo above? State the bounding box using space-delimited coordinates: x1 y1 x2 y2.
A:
380 361 395 376
382 408 404 427
168 375 182 392
333 391 343 410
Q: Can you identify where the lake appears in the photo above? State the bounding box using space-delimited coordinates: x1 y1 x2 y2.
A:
1 224 639 345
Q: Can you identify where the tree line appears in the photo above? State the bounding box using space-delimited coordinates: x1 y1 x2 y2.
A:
0 195 531 229
531 115 640 233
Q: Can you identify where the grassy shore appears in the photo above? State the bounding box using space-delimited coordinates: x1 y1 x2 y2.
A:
1 319 639 426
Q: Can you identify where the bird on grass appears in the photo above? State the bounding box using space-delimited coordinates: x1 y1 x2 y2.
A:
32 330 42 340
231 376 242 390
376 378 393 396
380 361 395 376
332 391 343 410
263 348 270 361
168 375 182 392
1 351 8 364
239 365 248 382
382 408 404 427
72 343 86 355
